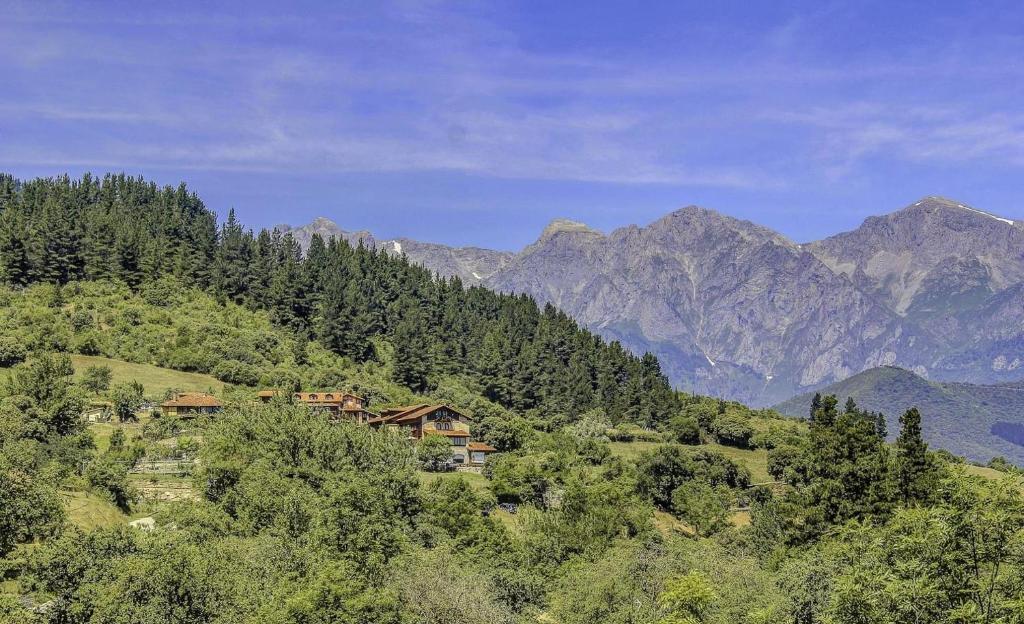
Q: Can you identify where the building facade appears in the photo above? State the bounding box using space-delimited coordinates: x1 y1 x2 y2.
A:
369 404 496 466
257 390 378 423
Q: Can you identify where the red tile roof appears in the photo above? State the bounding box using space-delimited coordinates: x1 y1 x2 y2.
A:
387 404 471 425
161 393 222 408
468 442 497 452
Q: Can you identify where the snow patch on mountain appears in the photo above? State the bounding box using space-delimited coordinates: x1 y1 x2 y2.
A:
957 203 1015 226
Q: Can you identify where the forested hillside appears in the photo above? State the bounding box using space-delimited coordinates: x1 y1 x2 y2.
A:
3 173 1024 623
0 173 676 425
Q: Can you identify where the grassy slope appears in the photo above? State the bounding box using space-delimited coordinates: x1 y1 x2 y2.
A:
71 354 224 397
63 491 127 530
773 366 1024 464
418 470 490 493
609 441 772 483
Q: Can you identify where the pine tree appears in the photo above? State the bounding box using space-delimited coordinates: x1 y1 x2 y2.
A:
807 395 892 525
874 412 887 439
809 393 822 422
391 296 432 392
895 407 938 505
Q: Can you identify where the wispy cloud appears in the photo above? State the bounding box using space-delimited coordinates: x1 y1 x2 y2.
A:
2 0 1024 195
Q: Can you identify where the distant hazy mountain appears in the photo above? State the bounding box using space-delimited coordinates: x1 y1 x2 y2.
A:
275 218 512 284
773 366 1024 464
283 196 1024 406
274 217 375 251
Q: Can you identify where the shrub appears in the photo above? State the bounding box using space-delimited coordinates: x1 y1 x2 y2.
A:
712 412 754 448
72 330 105 355
0 336 27 367
212 360 260 386
668 415 701 445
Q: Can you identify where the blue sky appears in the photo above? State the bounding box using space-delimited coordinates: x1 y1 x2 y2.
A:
2 0 1024 249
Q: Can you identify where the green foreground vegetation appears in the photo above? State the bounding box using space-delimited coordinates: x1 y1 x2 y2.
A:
3 173 1024 623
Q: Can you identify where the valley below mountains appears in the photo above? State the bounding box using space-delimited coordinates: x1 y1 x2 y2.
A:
283 196 1024 409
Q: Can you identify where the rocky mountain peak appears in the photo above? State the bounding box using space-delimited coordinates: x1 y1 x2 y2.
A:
887 196 1018 227
539 218 602 240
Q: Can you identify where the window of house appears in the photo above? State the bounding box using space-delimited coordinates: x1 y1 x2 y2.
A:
437 421 452 430
310 394 318 400
325 394 334 400
451 437 467 446
452 453 466 464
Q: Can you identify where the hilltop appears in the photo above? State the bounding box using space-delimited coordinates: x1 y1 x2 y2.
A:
774 366 1024 463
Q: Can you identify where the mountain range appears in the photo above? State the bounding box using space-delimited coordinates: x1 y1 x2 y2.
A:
279 196 1024 409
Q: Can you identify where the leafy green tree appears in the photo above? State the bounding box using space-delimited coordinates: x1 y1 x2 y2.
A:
636 446 749 510
657 572 716 624
671 481 731 536
82 364 113 395
487 452 559 506
110 379 145 422
277 563 402 624
3 352 83 438
399 547 516 624
668 414 701 444
418 434 453 471
711 412 754 448
478 415 532 452
0 458 66 555
0 335 27 366
86 454 134 510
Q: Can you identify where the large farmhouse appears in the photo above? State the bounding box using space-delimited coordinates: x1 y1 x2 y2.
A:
368 404 496 466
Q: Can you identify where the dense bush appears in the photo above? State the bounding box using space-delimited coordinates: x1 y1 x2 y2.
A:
0 336 27 367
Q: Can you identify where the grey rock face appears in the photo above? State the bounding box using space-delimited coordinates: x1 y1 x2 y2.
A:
806 197 1024 387
485 208 931 405
382 239 513 284
283 197 1024 406
274 217 511 284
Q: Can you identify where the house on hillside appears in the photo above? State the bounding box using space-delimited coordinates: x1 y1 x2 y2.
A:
160 392 223 418
257 389 378 424
368 404 496 466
